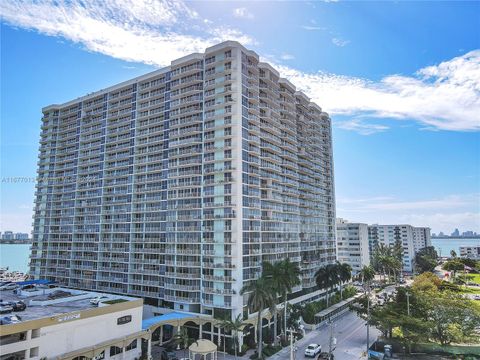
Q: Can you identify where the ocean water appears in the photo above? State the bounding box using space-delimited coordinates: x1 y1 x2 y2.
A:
0 238 479 273
431 238 480 257
0 244 31 273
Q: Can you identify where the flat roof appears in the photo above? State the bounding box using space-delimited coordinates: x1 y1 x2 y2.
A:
0 287 138 323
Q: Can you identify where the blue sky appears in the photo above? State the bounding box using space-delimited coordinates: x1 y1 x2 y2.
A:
1 0 479 234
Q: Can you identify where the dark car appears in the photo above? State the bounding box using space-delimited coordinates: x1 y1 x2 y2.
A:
318 352 334 360
6 300 26 312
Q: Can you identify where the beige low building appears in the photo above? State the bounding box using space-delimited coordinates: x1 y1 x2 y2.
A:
0 286 145 360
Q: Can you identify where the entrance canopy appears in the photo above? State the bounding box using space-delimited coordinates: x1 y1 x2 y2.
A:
142 312 197 331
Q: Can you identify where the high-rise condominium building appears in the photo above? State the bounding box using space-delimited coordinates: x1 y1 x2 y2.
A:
30 41 336 320
368 224 431 273
336 219 369 275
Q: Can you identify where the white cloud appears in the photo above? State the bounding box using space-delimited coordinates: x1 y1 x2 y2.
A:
301 25 325 31
275 50 480 131
1 0 479 132
337 119 389 135
0 0 254 68
336 194 480 234
233 7 254 20
280 53 295 60
332 37 350 47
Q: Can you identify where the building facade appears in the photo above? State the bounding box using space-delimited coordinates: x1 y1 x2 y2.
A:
336 219 369 274
368 224 431 273
30 41 336 320
459 246 480 259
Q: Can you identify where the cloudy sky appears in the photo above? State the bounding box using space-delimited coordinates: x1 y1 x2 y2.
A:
1 0 479 234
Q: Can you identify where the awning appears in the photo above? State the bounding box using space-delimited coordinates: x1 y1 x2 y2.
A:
189 339 217 354
16 279 53 285
142 311 196 330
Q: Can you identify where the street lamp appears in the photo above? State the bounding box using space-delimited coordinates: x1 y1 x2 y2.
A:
405 291 411 316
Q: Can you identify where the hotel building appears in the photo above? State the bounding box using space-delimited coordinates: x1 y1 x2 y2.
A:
335 219 370 275
30 41 336 321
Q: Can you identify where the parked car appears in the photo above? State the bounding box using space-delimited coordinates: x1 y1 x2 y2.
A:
90 296 109 306
0 283 18 291
0 304 13 314
0 314 22 325
305 344 322 357
318 352 334 360
5 300 26 311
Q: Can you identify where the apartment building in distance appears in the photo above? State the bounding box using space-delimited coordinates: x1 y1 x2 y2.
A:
368 224 431 273
30 41 336 321
335 219 369 274
460 246 480 259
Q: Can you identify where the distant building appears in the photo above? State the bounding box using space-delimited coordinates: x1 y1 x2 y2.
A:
462 231 474 237
438 231 445 237
412 227 432 252
1 231 14 241
0 285 143 360
336 219 370 275
368 224 428 273
459 246 480 259
451 228 460 237
14 233 29 241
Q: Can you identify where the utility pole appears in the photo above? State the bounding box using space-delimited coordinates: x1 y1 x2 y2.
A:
406 291 411 316
366 285 371 355
287 328 295 360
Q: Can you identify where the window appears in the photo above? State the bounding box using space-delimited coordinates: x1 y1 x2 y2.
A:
110 346 122 357
126 340 137 351
117 315 132 325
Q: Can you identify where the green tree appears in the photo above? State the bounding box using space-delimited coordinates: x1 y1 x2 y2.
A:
262 259 300 342
359 265 375 286
173 327 194 358
262 261 281 345
338 262 352 299
315 263 340 307
220 314 245 359
240 276 275 358
442 260 464 278
414 247 438 274
450 249 457 258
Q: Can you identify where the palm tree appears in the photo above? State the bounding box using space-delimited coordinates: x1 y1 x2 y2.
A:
359 265 375 289
450 249 457 258
173 327 193 358
315 263 340 307
262 261 282 346
221 314 245 359
338 262 352 299
264 259 301 338
240 276 275 359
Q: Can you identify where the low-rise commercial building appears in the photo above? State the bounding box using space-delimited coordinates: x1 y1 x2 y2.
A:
0 284 144 360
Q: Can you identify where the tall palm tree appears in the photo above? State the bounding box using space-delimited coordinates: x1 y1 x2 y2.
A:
221 314 245 359
277 259 300 336
262 261 282 346
240 276 275 359
359 265 375 289
315 263 340 307
338 262 352 299
173 327 193 358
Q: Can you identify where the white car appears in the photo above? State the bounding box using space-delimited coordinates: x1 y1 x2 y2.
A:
0 283 18 291
90 296 109 306
304 344 321 357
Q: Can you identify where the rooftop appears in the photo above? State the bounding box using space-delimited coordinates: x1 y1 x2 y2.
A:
0 286 138 324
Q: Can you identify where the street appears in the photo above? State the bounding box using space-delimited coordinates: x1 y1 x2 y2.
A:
152 311 381 360
269 311 381 360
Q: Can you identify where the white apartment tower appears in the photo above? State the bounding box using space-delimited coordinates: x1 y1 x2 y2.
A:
30 42 336 320
336 219 370 274
368 224 431 273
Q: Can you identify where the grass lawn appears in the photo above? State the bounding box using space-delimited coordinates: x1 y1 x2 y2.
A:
459 286 480 295
458 273 480 285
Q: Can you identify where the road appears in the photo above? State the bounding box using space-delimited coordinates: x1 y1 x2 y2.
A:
269 311 381 360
